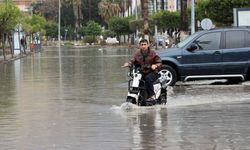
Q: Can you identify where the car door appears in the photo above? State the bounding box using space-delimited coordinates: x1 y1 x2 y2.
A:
181 31 223 76
222 30 250 75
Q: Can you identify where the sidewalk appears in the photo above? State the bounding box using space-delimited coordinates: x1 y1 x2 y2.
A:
0 49 32 64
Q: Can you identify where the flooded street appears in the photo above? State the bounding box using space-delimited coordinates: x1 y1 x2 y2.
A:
1 46 250 150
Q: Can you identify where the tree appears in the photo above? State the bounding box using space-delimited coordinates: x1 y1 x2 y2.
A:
195 0 250 27
84 21 102 36
160 0 165 10
141 0 150 41
152 10 180 30
32 0 58 22
44 21 58 39
98 0 121 24
81 0 102 25
119 0 131 17
0 1 20 60
109 17 131 44
203 0 250 26
153 10 181 47
195 0 210 21
22 14 46 47
22 15 46 34
61 1 75 27
180 0 188 32
80 21 102 43
72 0 83 31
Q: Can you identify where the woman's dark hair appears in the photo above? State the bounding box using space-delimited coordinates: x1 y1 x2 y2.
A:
139 39 148 44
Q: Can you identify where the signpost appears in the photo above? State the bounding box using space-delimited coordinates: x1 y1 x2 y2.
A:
234 8 250 27
201 18 213 30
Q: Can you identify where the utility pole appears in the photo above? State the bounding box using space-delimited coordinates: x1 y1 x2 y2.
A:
58 0 61 48
154 0 158 49
191 0 195 34
135 0 138 39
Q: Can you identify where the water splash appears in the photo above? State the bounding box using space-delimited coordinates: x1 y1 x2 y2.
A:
111 102 167 114
111 102 138 112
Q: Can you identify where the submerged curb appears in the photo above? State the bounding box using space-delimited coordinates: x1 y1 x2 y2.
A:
0 52 33 64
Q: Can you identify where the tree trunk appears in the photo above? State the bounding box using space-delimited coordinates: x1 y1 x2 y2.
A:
123 35 126 43
2 34 6 61
180 0 188 32
141 0 150 42
7 33 14 58
88 0 91 20
161 0 164 10
180 0 189 42
73 0 83 32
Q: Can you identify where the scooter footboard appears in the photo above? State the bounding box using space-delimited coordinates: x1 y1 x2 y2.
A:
128 79 145 94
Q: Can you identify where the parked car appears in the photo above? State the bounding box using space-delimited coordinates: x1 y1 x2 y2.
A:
159 27 250 86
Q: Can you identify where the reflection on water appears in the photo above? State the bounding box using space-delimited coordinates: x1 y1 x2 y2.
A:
1 47 250 150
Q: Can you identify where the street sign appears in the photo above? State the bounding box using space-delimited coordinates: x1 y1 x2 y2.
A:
234 8 250 27
201 18 213 30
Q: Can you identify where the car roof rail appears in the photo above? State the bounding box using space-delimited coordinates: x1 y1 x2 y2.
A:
239 26 250 28
208 26 250 30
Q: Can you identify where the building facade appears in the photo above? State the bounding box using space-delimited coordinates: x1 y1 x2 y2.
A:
5 0 45 12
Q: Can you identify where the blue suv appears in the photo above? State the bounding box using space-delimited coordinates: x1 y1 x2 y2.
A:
159 27 250 86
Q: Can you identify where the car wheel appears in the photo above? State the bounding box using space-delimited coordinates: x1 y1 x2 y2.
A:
159 65 177 86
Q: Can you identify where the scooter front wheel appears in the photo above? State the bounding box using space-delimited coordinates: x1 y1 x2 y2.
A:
126 97 136 104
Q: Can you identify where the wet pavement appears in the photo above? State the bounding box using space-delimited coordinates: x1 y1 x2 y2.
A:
0 46 250 150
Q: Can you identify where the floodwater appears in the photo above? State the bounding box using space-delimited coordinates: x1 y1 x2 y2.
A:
1 46 250 150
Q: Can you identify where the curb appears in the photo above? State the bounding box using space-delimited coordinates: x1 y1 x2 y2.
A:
0 52 33 64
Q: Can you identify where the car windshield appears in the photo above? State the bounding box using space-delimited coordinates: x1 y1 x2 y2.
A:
177 32 200 48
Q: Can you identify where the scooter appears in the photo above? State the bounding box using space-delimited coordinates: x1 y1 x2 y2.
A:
126 65 167 106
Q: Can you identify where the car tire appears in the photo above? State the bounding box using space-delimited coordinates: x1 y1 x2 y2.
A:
159 65 177 86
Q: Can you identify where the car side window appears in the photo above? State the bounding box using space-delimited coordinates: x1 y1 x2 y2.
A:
245 31 250 47
194 32 221 50
225 31 244 49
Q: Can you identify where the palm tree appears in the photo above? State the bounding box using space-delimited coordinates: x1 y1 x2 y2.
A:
160 0 164 10
119 0 131 17
62 0 83 32
87 0 91 20
141 0 150 41
180 0 188 32
98 0 120 24
72 0 83 31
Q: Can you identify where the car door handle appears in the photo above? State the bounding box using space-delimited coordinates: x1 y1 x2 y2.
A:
213 51 221 55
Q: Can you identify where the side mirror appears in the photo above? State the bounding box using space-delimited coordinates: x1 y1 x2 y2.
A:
187 43 198 52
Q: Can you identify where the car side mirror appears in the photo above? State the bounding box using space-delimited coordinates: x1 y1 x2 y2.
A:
187 43 198 52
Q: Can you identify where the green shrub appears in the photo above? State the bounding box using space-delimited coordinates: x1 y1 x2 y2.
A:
102 30 116 39
63 42 73 48
84 36 96 44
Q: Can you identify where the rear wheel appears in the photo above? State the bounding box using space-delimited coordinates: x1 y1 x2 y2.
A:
159 65 177 86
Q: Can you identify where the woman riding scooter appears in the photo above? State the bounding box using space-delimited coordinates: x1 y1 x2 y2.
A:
122 39 162 105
